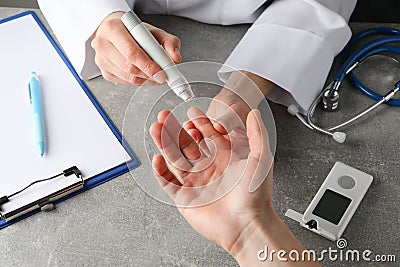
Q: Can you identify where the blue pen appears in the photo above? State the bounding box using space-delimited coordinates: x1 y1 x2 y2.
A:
28 72 46 157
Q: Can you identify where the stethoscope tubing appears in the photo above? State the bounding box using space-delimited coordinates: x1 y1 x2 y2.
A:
291 27 400 143
337 36 400 82
342 27 400 59
337 28 400 106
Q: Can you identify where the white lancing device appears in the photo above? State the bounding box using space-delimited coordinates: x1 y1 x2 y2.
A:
121 11 194 101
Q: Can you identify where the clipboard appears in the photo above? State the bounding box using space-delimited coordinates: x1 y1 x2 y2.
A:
0 11 140 229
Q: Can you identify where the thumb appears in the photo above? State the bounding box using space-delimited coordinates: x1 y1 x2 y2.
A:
246 109 273 192
246 109 269 160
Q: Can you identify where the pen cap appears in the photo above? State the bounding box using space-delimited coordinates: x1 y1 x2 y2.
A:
121 11 142 31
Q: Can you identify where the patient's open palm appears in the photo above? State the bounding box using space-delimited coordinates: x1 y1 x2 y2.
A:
150 107 274 254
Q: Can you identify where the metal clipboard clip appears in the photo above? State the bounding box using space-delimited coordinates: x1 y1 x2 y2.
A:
0 166 84 222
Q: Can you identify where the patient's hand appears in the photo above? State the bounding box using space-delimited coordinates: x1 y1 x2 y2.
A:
150 108 274 255
185 71 276 136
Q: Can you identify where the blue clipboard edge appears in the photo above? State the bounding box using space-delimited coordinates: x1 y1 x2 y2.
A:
0 11 140 229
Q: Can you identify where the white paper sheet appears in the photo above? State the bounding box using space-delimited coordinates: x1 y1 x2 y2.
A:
0 14 131 215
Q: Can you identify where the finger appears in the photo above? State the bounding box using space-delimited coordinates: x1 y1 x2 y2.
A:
96 55 157 85
183 120 195 131
184 122 204 143
205 99 229 135
213 108 244 135
152 154 213 208
187 129 203 144
183 121 209 155
130 76 160 86
91 39 148 80
152 155 182 201
186 107 222 141
148 24 182 63
150 122 192 173
211 118 230 135
212 122 228 135
109 23 167 83
100 69 131 85
157 110 200 160
152 154 182 186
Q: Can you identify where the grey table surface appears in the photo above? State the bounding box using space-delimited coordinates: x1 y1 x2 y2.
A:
0 7 399 267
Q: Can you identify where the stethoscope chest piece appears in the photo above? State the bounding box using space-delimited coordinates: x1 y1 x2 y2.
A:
322 88 340 112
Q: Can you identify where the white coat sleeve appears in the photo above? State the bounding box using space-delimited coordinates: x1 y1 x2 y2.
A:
219 0 357 114
37 0 133 79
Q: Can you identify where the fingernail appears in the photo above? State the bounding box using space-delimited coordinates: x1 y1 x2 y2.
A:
152 154 158 162
153 73 166 84
175 48 181 58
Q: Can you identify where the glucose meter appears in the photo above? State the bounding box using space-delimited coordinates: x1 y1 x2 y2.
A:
285 162 373 241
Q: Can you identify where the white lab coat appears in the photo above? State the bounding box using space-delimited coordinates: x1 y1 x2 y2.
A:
37 0 357 113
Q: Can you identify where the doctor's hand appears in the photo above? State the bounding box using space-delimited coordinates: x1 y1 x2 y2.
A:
150 109 318 266
91 11 182 85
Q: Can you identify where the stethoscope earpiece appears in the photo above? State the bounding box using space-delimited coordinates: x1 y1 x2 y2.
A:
332 132 346 143
287 105 300 116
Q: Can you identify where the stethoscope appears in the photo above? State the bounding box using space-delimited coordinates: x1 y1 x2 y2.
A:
288 27 400 143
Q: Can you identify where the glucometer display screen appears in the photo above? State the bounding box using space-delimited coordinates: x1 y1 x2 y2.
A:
312 189 352 225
